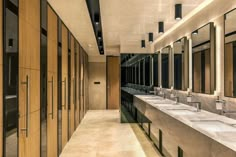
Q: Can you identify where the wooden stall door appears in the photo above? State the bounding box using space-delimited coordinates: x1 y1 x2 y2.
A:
69 35 75 137
47 6 58 157
61 23 68 149
107 56 120 109
19 0 40 157
75 43 80 127
80 50 84 121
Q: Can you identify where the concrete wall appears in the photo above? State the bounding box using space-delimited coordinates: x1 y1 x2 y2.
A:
88 62 107 110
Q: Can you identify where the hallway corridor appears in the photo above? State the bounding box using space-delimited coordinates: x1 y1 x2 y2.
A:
60 110 161 157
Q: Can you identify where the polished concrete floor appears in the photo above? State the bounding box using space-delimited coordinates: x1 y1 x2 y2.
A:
60 110 161 157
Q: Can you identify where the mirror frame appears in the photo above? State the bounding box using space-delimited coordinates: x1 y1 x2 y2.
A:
191 22 215 94
161 46 172 88
224 8 236 98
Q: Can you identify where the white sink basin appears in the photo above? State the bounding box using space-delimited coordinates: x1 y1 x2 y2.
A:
191 120 236 132
166 109 196 115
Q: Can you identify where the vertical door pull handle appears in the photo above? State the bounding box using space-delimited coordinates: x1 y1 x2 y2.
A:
48 76 54 119
62 78 67 110
21 75 30 137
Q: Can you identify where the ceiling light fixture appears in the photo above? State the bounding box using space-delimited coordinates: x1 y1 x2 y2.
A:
141 40 145 48
148 33 153 43
175 4 182 20
158 22 164 34
94 13 100 25
192 30 198 35
97 31 102 40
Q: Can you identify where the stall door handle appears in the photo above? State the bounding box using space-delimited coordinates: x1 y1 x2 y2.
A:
62 78 67 110
21 75 30 137
48 76 54 119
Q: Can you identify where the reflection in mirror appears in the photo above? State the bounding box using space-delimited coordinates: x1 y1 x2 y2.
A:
225 9 236 97
135 62 139 84
145 56 151 86
173 37 188 90
153 54 159 87
40 0 47 156
192 23 215 94
120 54 153 123
58 19 63 154
161 46 171 88
4 1 19 156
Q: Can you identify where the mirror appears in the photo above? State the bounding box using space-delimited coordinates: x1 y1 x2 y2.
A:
161 46 171 88
192 23 215 94
173 37 188 90
224 9 236 97
4 1 19 156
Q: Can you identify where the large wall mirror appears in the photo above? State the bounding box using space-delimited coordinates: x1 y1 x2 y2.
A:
192 23 215 94
161 46 171 88
224 9 236 97
173 37 188 90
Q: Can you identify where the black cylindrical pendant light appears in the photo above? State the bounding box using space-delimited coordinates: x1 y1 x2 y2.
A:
8 38 13 48
141 40 145 48
192 30 198 35
158 22 164 34
148 32 153 43
175 4 182 20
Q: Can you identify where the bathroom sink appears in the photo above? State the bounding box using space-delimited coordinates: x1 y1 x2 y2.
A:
166 109 196 115
191 120 236 132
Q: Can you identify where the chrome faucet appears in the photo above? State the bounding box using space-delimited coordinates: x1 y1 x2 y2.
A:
189 102 201 112
216 98 236 115
158 88 166 99
170 90 179 104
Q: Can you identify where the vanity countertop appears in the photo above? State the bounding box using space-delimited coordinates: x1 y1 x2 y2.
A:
121 87 236 152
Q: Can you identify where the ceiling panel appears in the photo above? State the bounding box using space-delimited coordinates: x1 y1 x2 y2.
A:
100 0 207 54
48 0 100 56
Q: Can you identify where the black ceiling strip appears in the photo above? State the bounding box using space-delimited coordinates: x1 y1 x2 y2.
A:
86 0 104 55
6 0 18 15
192 40 210 49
